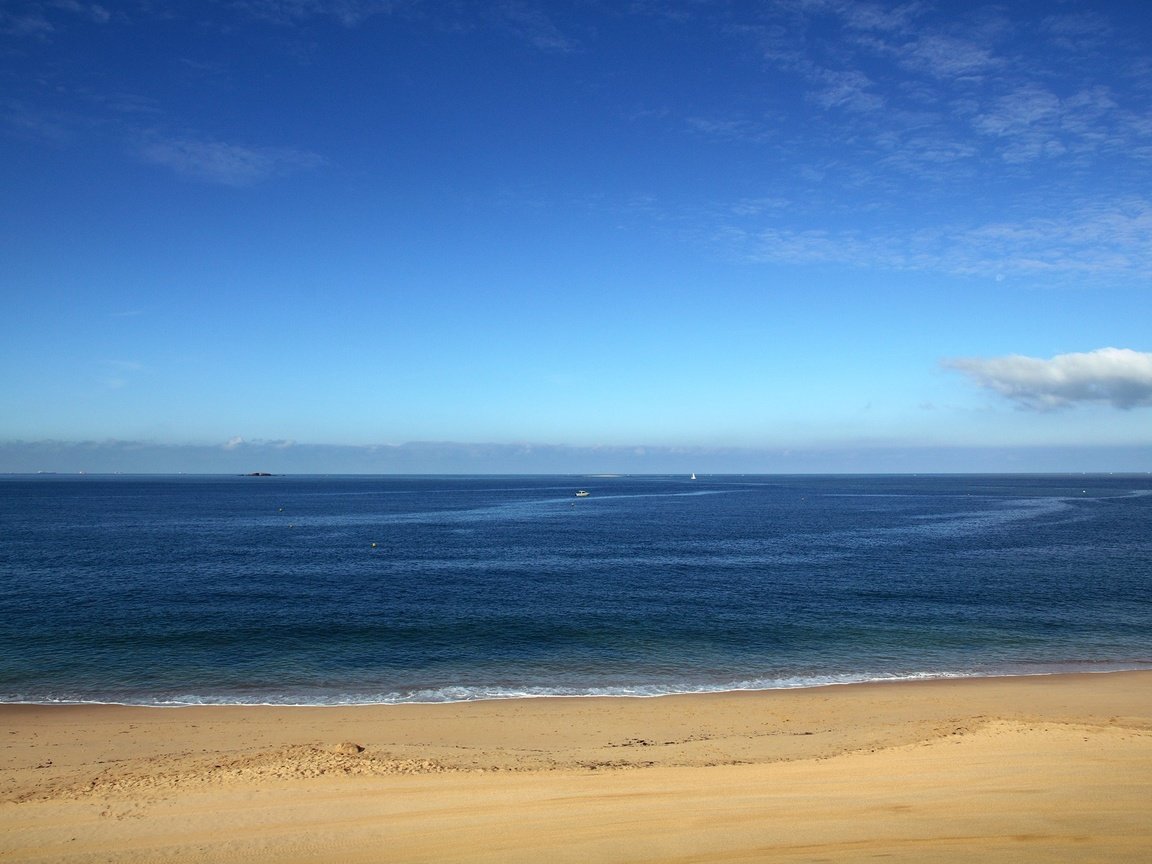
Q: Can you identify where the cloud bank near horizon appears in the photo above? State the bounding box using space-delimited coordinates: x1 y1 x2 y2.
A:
2 437 1149 476
944 347 1152 411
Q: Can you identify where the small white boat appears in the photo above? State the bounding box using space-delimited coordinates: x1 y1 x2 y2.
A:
575 490 590 497
690 473 697 480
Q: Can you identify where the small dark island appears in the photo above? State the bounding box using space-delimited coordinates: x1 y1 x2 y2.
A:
244 472 274 477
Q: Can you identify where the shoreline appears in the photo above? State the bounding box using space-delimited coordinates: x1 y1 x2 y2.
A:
8 663 1151 708
3 670 1150 862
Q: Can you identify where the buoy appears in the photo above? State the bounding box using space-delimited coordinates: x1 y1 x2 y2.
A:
371 542 377 548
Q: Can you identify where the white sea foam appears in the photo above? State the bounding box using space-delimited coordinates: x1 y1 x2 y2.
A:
8 663 1149 707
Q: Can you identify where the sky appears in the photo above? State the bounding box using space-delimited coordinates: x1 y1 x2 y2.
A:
2 0 1150 474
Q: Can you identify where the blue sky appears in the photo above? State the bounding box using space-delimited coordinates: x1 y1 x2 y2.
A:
2 0 1150 473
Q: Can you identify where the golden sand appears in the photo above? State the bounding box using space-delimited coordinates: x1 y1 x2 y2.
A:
2 671 1150 862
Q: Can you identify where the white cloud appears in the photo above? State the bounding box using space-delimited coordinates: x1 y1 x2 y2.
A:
943 348 1152 411
138 136 326 186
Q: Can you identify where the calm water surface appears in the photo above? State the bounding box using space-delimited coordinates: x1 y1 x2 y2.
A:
1 474 1149 704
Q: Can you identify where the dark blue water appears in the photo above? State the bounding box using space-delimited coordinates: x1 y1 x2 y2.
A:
1 474 1149 704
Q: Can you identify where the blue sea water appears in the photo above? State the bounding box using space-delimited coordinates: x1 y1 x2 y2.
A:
1 474 1149 705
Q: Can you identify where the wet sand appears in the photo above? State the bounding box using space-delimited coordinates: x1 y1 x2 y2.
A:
2 671 1150 862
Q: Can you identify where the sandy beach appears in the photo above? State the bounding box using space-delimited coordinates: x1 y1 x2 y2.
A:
2 671 1150 863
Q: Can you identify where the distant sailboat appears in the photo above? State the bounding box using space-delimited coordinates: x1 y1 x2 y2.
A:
690 473 697 480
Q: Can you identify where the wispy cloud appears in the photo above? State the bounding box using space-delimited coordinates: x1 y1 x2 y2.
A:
943 348 1152 411
1039 10 1112 53
229 0 412 27
494 1 579 53
894 30 1002 80
51 1 110 24
682 0 1152 259
229 0 581 52
715 197 1152 282
0 9 53 37
137 135 326 186
810 67 884 113
689 3 1152 283
0 1 110 36
684 115 776 143
3 100 325 186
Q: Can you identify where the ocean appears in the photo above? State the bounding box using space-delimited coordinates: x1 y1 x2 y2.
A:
1 474 1149 705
